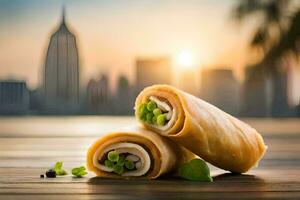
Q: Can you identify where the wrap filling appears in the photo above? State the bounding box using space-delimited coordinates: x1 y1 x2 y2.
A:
137 96 176 131
93 142 151 176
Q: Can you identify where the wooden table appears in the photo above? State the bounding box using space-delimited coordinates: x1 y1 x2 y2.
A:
0 117 299 199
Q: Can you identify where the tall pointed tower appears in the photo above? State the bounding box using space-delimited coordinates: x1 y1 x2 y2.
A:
44 7 79 112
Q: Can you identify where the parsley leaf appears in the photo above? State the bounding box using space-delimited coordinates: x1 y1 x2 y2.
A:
178 159 213 182
52 161 68 176
72 166 87 177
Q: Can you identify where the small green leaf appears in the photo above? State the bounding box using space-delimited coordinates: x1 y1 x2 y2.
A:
72 168 80 174
72 166 87 177
56 169 68 176
54 161 63 169
79 166 86 171
52 161 67 176
78 171 88 176
178 159 213 182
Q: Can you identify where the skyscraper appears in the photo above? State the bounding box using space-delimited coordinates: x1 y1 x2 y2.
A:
43 8 79 112
0 80 30 114
136 57 172 92
271 66 289 117
86 75 110 114
115 75 134 115
240 66 268 117
200 68 240 115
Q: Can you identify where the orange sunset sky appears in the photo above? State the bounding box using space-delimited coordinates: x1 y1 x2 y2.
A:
0 0 299 103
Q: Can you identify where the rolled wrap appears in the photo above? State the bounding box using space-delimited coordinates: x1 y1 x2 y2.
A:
87 126 194 179
135 84 267 173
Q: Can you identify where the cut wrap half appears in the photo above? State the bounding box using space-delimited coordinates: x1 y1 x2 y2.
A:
87 126 195 179
135 84 267 173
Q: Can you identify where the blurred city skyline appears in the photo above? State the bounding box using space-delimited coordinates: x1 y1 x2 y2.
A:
1 0 260 91
0 0 299 117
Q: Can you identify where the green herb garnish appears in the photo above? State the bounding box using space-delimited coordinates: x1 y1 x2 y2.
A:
72 166 87 177
52 161 67 176
178 159 213 182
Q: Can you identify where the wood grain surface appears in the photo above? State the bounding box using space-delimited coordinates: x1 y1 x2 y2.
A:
0 117 299 200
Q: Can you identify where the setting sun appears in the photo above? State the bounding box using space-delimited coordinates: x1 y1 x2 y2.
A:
177 51 194 68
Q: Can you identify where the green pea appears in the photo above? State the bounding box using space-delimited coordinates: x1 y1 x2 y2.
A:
107 150 119 162
157 114 167 126
138 103 148 119
152 116 157 124
113 165 124 175
147 101 157 111
104 160 114 168
146 113 154 124
125 160 135 170
117 156 125 166
141 116 147 122
153 108 162 116
138 103 146 113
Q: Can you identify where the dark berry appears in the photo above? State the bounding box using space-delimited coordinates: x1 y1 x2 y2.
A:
40 174 45 178
46 169 56 178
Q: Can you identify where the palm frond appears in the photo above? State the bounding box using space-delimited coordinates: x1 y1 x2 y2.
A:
232 0 264 21
251 26 269 49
